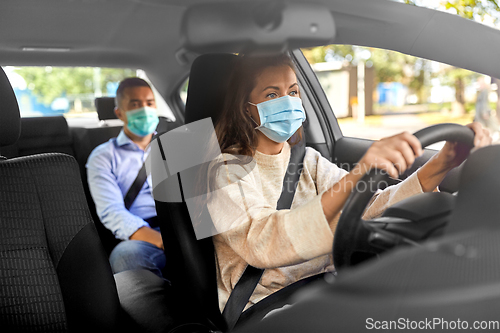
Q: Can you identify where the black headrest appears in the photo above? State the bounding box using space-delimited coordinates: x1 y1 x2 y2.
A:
95 97 117 120
0 67 21 147
184 53 237 125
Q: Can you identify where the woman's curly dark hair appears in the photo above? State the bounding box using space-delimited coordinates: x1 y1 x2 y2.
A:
214 53 303 158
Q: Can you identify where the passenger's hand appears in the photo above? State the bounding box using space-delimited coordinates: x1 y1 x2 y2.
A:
356 131 423 179
434 122 492 172
129 226 164 250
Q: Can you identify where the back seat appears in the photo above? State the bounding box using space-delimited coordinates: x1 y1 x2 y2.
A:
95 97 117 121
0 114 122 170
1 100 178 254
72 124 123 254
1 116 75 158
0 114 123 254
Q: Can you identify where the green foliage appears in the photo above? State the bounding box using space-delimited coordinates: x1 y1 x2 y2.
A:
302 45 355 64
443 0 500 21
14 67 135 106
439 67 476 86
302 47 330 64
404 0 500 20
369 48 413 83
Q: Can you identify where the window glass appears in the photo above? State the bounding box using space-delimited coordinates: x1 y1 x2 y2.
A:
137 70 176 121
302 45 500 147
179 78 189 105
392 0 500 30
3 66 175 121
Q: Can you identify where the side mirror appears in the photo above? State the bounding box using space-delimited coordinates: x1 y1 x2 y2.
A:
181 0 336 53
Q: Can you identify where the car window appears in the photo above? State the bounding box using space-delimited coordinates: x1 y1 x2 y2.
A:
393 0 500 30
3 66 175 121
137 70 176 121
302 45 500 147
179 78 189 106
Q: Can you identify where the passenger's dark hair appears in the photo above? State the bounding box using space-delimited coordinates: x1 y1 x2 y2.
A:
214 53 303 157
115 77 152 108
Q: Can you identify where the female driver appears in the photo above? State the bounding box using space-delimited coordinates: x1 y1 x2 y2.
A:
206 53 491 313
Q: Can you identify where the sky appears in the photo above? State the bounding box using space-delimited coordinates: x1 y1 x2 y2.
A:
392 0 500 28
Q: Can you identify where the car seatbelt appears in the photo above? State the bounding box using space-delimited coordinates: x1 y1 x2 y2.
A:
124 162 147 210
222 139 306 330
123 131 160 210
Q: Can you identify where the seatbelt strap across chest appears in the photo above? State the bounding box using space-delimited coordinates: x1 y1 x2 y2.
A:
222 139 306 330
123 162 147 211
124 133 159 211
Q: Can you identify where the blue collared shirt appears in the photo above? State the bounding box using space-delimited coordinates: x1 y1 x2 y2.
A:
86 130 156 240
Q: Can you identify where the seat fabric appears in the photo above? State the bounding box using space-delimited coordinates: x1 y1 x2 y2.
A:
156 53 237 332
0 64 130 332
0 66 20 147
1 116 75 158
0 154 124 332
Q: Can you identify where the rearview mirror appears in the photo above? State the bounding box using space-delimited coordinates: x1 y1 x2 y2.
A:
181 0 336 54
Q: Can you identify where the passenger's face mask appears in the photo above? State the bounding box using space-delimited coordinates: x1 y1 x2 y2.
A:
248 95 306 143
126 106 159 137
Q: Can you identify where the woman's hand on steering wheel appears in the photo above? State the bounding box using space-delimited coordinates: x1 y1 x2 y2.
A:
356 131 423 179
321 131 422 224
333 123 485 270
435 122 492 171
417 122 492 192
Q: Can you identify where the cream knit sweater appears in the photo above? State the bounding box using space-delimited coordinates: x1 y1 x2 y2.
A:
207 143 423 312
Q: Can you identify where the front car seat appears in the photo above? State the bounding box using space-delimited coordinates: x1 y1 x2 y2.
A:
155 53 327 333
155 53 237 332
0 67 131 332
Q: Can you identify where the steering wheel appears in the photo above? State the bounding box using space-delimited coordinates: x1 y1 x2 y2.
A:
332 123 475 270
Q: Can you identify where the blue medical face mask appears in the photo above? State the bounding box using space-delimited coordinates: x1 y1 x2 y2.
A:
126 106 159 137
248 95 306 143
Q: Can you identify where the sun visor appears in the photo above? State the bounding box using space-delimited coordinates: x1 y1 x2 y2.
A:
181 0 336 54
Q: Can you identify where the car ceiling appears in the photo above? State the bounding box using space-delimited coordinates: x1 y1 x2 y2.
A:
0 0 220 99
2 0 500 103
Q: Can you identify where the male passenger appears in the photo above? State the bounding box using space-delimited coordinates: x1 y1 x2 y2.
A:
86 77 166 278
